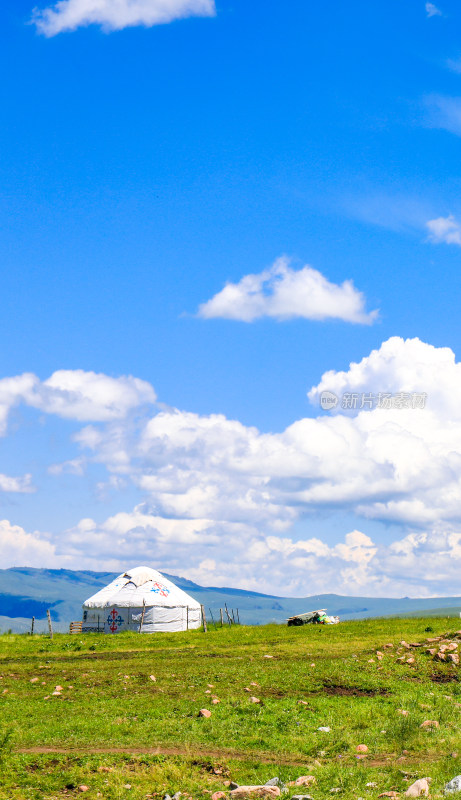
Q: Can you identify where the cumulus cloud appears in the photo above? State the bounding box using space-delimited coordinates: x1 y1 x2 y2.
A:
0 520 61 568
32 0 216 36
425 2 442 17
32 509 461 596
6 337 461 595
0 369 156 435
197 257 378 324
426 214 461 245
0 474 34 493
66 337 461 544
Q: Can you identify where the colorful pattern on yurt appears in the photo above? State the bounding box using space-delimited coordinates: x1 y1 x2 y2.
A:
150 581 169 597
107 607 123 633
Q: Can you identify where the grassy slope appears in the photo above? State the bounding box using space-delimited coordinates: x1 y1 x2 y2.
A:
0 618 461 799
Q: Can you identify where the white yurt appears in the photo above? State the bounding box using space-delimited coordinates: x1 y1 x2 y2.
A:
82 566 202 634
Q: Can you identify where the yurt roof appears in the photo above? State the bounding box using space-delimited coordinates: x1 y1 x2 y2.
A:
83 566 201 609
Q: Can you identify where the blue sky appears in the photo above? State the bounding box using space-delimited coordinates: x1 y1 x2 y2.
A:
1 0 461 597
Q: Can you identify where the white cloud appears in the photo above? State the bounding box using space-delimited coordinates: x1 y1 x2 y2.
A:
197 257 378 324
0 369 156 435
67 337 461 543
5 338 461 595
33 509 461 596
0 520 61 568
32 0 216 36
426 214 461 245
0 474 34 493
425 2 442 17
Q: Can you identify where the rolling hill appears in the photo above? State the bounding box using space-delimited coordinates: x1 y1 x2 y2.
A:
0 566 460 632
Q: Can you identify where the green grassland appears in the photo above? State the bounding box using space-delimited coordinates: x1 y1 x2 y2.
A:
0 618 460 800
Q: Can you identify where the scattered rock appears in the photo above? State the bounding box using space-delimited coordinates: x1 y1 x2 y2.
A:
124 785 132 790
396 657 406 664
330 789 342 794
444 776 461 794
400 641 410 649
212 793 226 800
29 677 39 683
291 795 313 800
78 787 89 793
207 684 214 688
293 777 315 787
149 675 156 681
298 700 309 706
230 783 239 790
397 709 409 716
212 697 220 704
205 690 211 694
52 690 62 696
172 793 181 800
249 696 260 704
198 708 212 718
366 783 378 788
263 655 274 659
376 652 384 660
378 793 399 798
230 786 281 799
404 779 430 797
250 682 260 687
318 726 331 732
356 744 368 753
384 644 394 648
420 720 439 729
163 794 172 800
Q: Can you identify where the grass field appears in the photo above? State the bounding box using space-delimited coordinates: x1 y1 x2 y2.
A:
0 618 460 799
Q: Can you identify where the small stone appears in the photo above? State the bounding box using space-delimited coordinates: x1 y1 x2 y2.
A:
198 708 212 718
250 682 260 686
366 783 378 788
265 779 285 788
404 779 430 797
444 776 461 794
30 677 39 683
376 652 384 660
263 655 274 659
172 793 181 800
230 786 281 799
205 690 211 694
356 744 368 753
397 709 409 716
330 789 342 794
55 685 63 691
212 697 220 704
294 777 315 787
318 726 331 732
212 793 226 800
250 696 260 703
52 690 62 696
207 684 214 688
420 720 439 729
163 795 172 800
124 785 132 790
291 796 313 800
149 675 156 681
78 787 89 793
378 793 399 798
368 659 375 663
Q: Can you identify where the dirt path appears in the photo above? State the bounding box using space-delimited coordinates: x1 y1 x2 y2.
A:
15 745 422 768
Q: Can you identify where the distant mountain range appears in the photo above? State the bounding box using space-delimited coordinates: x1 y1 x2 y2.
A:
0 567 460 632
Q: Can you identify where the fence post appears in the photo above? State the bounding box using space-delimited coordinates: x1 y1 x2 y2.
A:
236 609 240 625
30 616 35 635
139 599 146 633
200 604 207 632
46 609 53 639
220 608 223 627
224 603 232 626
